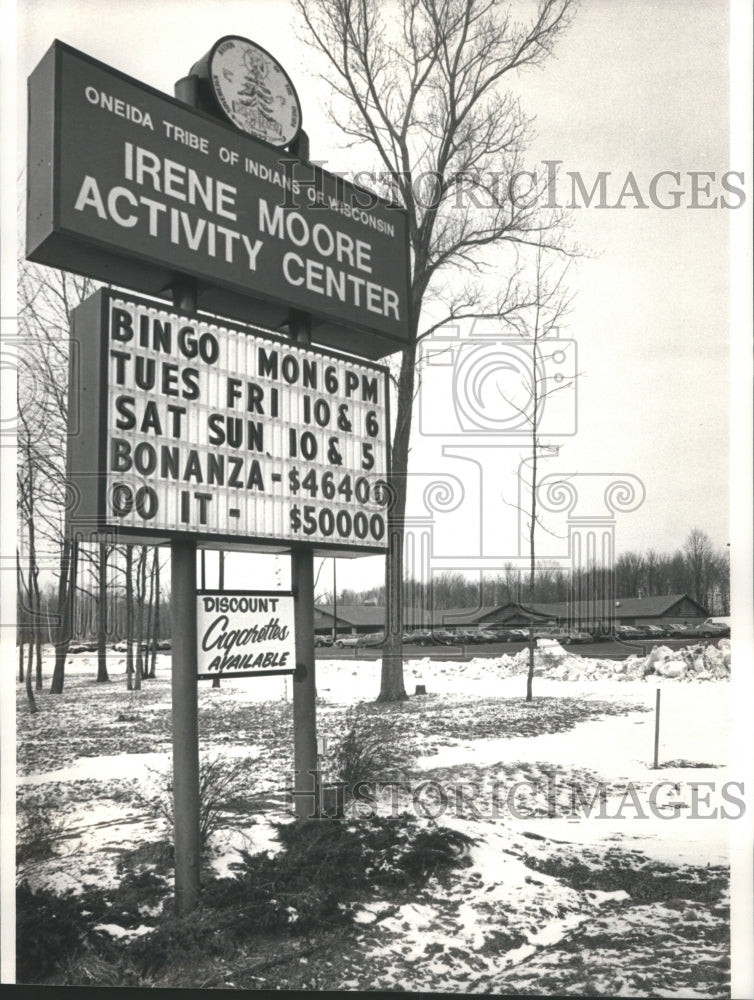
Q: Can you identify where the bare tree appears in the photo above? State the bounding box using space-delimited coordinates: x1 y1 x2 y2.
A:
497 239 574 700
18 262 98 693
125 545 135 690
16 552 37 713
294 0 576 700
17 384 45 697
683 527 714 608
96 541 111 682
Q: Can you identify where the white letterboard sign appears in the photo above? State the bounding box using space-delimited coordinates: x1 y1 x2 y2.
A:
68 289 390 553
196 591 296 678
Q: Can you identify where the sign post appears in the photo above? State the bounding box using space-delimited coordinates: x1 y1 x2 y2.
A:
168 76 202 918
288 131 318 819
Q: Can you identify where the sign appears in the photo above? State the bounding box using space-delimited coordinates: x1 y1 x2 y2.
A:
196 591 296 678
26 41 411 360
193 36 302 147
68 289 390 553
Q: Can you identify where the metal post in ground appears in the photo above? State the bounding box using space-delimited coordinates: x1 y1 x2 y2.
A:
286 130 318 819
169 73 202 916
170 536 200 913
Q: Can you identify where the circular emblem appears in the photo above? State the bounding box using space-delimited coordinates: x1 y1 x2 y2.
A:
208 36 302 147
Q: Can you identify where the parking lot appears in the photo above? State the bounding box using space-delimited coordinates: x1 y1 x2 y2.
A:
317 633 712 661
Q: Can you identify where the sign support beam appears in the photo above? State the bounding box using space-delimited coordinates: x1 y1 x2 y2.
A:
169 76 203 916
288 132 318 820
170 534 201 914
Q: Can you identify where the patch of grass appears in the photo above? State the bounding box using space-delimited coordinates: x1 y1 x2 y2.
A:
116 838 174 875
662 759 722 769
523 847 729 905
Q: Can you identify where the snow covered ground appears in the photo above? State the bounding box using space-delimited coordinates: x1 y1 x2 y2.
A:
12 638 747 995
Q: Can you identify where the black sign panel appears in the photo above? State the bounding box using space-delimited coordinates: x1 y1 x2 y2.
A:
27 42 411 360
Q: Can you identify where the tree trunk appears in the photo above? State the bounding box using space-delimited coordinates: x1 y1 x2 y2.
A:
125 545 134 690
526 628 535 702
25 516 45 691
145 546 156 679
25 637 37 714
525 326 540 704
17 553 27 683
97 541 110 682
378 341 417 702
133 546 146 691
51 535 76 693
212 550 223 688
34 639 43 691
149 552 160 678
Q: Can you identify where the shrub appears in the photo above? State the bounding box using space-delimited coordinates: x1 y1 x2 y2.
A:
15 813 476 984
137 814 476 975
17 793 69 865
328 708 412 801
139 754 254 851
16 882 89 982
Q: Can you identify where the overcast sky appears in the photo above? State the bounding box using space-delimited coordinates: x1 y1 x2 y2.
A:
8 0 751 596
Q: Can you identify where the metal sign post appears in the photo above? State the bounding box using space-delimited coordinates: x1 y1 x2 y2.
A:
169 79 203 916
287 130 318 817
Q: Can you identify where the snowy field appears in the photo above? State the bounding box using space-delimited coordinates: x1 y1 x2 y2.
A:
13 639 746 995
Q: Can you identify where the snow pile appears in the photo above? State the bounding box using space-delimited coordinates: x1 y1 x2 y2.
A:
640 640 730 681
469 639 731 684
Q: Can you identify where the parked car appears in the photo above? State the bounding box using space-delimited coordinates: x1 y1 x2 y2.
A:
569 630 593 644
664 624 688 639
452 629 487 644
431 629 458 646
474 629 500 643
334 634 361 648
402 630 435 646
614 625 644 641
356 632 386 647
626 624 652 638
700 618 730 638
485 627 516 642
640 625 666 640
505 628 533 642
675 620 730 640
314 635 333 647
533 626 591 644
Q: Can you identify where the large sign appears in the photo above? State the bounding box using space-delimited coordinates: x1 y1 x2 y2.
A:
27 42 411 360
68 289 390 553
196 591 296 678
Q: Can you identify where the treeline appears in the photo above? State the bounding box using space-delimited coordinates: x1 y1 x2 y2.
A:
16 267 177 707
17 542 170 694
320 529 729 615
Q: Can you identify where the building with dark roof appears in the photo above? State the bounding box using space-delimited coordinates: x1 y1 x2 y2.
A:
314 593 709 636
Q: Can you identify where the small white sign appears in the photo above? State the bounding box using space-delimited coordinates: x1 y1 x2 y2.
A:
196 590 296 678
